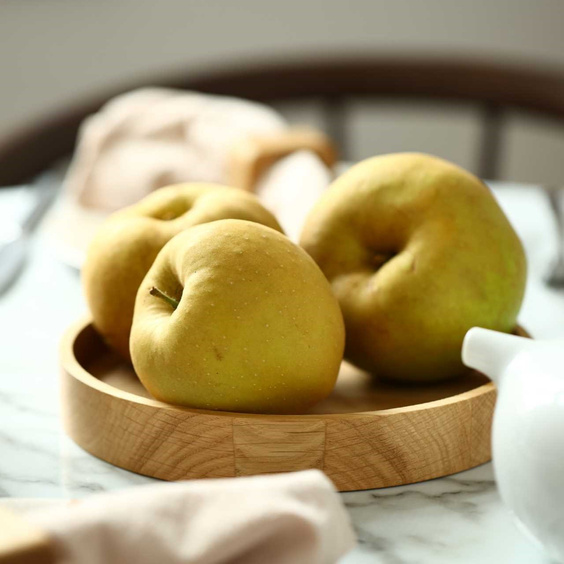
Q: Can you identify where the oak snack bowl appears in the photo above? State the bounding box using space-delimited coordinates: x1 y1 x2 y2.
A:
60 318 529 492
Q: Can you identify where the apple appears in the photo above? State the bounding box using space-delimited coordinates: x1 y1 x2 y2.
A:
83 183 282 360
300 153 527 382
130 219 345 413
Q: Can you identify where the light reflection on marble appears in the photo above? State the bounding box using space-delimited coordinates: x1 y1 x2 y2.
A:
1 183 563 563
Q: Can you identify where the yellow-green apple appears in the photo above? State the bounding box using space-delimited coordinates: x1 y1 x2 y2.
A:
83 183 282 360
300 153 527 382
130 219 345 413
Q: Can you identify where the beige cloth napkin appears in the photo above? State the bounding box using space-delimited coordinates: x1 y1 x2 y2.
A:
65 87 287 211
45 88 331 266
25 470 354 564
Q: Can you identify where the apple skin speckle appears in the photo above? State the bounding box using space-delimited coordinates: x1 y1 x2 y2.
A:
130 219 344 413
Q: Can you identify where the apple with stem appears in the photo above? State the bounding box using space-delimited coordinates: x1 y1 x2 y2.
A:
130 219 345 413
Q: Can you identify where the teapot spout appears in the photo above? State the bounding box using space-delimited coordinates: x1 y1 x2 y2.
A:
462 327 531 386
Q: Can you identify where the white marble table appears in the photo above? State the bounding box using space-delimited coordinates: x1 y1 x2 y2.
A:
1 182 563 563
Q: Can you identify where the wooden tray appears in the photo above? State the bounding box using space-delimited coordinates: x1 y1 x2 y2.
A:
60 319 527 492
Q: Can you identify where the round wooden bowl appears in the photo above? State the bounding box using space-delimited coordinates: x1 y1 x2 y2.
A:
60 319 528 492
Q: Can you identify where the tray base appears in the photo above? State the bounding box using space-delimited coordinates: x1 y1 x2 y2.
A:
61 320 507 491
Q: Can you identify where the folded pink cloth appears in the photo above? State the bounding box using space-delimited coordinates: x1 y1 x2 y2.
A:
45 88 332 266
28 470 355 564
64 88 286 211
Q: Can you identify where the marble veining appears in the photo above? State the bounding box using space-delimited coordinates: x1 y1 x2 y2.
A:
1 183 563 562
340 465 549 563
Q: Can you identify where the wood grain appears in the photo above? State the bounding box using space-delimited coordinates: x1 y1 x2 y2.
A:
60 319 528 491
234 420 326 475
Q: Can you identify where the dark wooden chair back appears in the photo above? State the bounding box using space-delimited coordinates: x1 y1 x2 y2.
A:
2 56 564 186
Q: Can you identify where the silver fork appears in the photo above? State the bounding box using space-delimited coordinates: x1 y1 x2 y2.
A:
543 185 564 288
0 175 58 295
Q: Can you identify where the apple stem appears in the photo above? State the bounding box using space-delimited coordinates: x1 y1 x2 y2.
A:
149 286 179 310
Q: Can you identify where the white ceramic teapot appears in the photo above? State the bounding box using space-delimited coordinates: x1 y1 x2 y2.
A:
463 327 564 562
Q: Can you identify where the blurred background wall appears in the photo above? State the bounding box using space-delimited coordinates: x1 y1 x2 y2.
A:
2 0 564 184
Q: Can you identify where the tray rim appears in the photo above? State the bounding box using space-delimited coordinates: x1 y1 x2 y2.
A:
61 317 530 490
61 317 510 420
